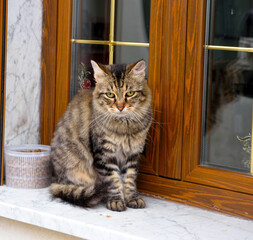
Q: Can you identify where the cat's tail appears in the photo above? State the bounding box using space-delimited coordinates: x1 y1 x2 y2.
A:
50 181 106 207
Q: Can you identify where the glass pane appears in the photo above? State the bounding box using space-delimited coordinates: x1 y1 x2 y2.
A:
208 0 253 47
70 44 109 99
72 0 110 41
202 50 253 173
115 0 150 43
202 0 253 174
114 45 149 76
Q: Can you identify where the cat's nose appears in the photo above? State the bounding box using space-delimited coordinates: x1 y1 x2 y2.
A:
117 105 125 112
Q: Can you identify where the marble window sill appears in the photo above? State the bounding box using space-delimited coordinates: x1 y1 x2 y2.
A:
0 186 252 240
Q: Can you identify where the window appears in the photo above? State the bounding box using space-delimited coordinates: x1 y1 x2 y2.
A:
202 0 253 174
41 0 253 219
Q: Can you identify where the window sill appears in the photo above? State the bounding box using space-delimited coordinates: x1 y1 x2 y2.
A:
0 186 252 240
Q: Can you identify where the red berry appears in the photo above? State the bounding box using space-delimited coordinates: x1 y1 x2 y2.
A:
82 79 91 89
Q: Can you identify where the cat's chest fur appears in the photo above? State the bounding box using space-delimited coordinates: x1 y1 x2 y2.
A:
108 133 144 166
92 128 146 165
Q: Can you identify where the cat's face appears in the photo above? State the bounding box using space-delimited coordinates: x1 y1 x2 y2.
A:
91 60 151 120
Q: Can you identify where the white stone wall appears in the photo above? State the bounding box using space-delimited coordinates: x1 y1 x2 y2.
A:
4 0 42 145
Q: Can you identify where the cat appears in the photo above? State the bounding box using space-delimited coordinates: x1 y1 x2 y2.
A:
50 59 152 211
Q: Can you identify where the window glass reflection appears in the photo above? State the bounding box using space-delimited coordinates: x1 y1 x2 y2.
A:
70 44 109 99
72 0 110 41
115 0 150 43
202 0 253 173
202 49 253 173
209 0 253 47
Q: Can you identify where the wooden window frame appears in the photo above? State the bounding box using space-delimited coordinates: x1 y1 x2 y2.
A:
0 0 7 185
41 0 253 219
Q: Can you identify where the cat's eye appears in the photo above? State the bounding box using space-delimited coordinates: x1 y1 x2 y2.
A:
126 91 135 97
106 92 115 98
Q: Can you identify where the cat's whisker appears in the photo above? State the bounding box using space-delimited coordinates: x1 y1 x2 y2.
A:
89 111 109 126
132 110 144 119
151 119 166 131
128 108 162 135
137 106 162 113
88 112 110 133
137 107 169 128
95 112 111 129
136 107 161 118
131 112 146 130
134 111 155 131
137 113 162 134
103 112 112 128
146 135 154 145
134 107 156 121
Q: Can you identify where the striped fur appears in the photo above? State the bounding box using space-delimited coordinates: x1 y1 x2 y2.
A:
50 60 152 211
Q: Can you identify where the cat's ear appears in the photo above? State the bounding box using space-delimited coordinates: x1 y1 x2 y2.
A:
90 60 108 80
129 60 146 77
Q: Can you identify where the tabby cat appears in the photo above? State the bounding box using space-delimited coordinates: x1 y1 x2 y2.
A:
50 60 152 211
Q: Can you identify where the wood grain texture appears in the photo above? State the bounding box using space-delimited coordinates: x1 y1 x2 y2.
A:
141 0 188 179
139 0 164 175
138 173 253 219
182 0 206 178
40 0 58 145
185 166 253 195
157 0 187 179
41 0 72 144
54 0 72 127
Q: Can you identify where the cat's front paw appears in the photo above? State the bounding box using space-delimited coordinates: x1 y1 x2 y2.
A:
106 199 126 212
127 197 146 209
